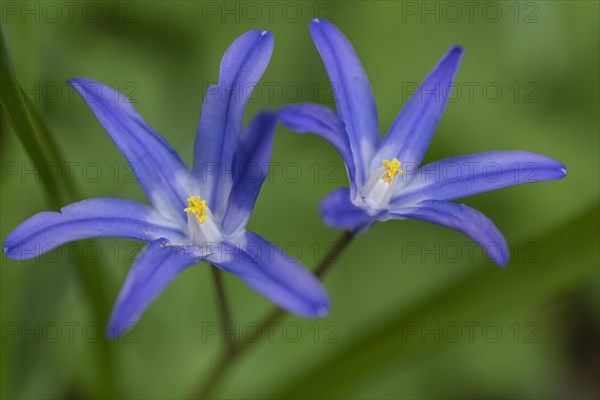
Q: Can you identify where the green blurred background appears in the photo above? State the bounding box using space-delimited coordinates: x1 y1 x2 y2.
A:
1 1 598 399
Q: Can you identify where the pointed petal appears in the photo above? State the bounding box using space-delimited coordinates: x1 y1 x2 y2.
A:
320 187 376 233
375 46 464 169
392 151 567 206
386 200 509 266
106 240 207 339
310 19 380 185
221 111 277 235
193 30 274 216
69 78 196 223
4 198 186 260
211 231 330 317
279 103 358 197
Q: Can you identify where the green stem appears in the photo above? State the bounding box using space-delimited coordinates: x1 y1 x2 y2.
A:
195 231 354 398
210 265 237 355
314 231 354 278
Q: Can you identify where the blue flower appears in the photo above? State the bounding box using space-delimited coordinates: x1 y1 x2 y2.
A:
280 20 567 267
3 30 329 338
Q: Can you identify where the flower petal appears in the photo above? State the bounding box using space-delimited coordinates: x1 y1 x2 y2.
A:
374 46 464 170
392 151 567 207
4 198 186 260
69 78 196 223
210 231 330 317
193 30 274 217
279 103 358 197
320 187 377 233
385 200 509 266
221 112 277 235
310 19 380 186
106 239 207 338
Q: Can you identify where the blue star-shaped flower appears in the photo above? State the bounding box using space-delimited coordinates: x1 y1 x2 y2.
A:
280 20 567 266
4 30 329 338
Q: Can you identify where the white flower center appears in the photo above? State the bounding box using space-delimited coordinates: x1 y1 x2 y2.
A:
184 195 223 244
359 158 404 211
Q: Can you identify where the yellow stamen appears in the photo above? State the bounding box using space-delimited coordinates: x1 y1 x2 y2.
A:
382 158 404 184
184 195 208 223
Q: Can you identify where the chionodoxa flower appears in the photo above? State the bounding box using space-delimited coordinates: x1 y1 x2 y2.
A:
4 30 329 338
280 19 567 266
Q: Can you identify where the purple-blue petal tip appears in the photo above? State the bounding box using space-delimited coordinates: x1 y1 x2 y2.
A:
560 166 568 177
3 242 15 258
311 18 332 27
496 252 509 268
67 77 89 88
449 44 464 54
105 322 130 340
444 45 465 64
305 294 330 318
315 303 330 318
258 29 273 41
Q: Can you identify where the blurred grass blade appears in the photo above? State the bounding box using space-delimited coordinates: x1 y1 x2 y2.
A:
0 30 76 206
274 204 599 398
1 30 116 397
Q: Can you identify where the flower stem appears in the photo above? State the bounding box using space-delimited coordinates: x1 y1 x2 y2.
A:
195 231 354 398
314 230 354 278
210 265 237 355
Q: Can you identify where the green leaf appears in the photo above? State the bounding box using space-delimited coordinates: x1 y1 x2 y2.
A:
0 31 77 206
1 30 116 397
273 204 599 398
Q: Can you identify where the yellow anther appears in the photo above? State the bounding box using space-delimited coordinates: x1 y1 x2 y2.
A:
184 196 208 223
382 158 404 184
